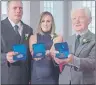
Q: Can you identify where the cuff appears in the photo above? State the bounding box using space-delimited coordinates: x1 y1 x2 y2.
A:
72 55 80 70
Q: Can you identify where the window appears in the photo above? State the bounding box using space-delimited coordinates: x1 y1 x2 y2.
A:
82 1 95 34
44 1 54 15
43 1 64 36
1 1 7 20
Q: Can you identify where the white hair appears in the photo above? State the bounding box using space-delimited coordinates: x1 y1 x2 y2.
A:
71 7 92 19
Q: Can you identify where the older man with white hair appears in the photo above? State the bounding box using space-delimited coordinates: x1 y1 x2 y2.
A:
54 7 96 84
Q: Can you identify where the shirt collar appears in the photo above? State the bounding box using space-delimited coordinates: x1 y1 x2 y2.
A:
8 18 22 29
76 29 88 36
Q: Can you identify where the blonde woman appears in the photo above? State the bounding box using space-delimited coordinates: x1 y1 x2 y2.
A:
29 11 63 84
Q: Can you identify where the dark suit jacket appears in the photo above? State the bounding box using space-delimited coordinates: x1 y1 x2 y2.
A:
1 17 33 84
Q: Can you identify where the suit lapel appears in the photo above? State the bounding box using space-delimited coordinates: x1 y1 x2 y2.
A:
5 18 16 37
20 23 25 43
75 30 92 57
20 22 29 44
4 18 21 44
75 42 87 57
68 35 76 54
4 18 26 44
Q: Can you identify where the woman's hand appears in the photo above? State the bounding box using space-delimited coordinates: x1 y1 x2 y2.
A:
32 57 42 61
45 50 50 56
50 50 59 58
31 51 42 61
45 50 54 58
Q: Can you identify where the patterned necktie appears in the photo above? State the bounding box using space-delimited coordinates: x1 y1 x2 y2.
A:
14 25 21 43
75 35 81 51
14 25 20 36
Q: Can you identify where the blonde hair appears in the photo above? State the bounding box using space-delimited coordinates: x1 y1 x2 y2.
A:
37 11 56 35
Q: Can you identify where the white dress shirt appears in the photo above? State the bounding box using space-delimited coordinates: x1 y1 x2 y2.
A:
8 18 23 36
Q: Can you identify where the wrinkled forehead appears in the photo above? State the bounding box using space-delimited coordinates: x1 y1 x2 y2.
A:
71 9 87 18
8 1 23 8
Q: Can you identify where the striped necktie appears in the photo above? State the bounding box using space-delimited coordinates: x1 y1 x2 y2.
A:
14 25 21 43
75 35 81 51
14 25 20 36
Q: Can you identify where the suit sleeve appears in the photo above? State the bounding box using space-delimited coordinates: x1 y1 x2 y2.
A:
1 36 8 65
72 42 96 71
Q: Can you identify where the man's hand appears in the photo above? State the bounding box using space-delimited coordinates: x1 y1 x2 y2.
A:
6 51 18 63
29 80 31 85
53 54 73 65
